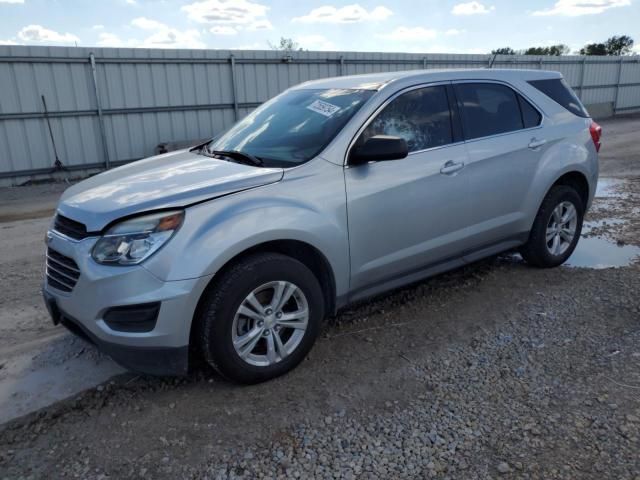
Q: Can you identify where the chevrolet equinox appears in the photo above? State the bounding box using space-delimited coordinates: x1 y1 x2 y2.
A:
43 69 601 383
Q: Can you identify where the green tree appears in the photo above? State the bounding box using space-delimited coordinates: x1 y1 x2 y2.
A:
268 37 302 52
547 44 570 56
580 43 607 55
491 47 515 55
580 35 634 55
524 44 570 56
605 35 634 55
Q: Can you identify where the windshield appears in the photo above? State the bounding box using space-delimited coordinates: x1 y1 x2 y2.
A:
207 88 375 167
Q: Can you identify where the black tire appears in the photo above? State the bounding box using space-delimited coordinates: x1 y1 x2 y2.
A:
195 252 324 384
520 185 584 268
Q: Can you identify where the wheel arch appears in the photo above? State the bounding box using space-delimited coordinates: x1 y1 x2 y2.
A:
550 171 590 209
188 238 338 359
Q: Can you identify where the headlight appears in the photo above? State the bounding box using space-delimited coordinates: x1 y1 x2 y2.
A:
92 210 184 265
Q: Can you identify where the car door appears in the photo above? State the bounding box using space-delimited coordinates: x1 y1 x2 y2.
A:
344 83 472 296
453 81 545 252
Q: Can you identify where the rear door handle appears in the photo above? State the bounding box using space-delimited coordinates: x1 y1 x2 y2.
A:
440 160 465 175
528 138 547 149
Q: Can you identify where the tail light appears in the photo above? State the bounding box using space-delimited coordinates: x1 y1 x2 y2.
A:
589 121 602 152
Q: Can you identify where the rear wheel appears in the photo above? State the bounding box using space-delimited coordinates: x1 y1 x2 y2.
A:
196 253 324 384
520 185 584 268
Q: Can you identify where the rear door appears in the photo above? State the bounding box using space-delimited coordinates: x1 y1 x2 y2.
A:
453 81 545 248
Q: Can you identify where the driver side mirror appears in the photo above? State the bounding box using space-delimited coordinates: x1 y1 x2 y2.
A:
349 135 408 165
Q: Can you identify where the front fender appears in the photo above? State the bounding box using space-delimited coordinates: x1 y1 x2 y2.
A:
142 161 350 298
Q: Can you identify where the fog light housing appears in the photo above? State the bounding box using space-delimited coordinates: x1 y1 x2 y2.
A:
103 302 161 333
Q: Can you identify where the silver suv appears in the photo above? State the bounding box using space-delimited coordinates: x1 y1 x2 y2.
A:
43 69 600 383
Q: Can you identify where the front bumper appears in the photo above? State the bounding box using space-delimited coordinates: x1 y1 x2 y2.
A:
44 290 189 375
43 230 213 375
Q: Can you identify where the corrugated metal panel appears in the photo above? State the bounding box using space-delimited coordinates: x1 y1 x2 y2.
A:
0 44 639 182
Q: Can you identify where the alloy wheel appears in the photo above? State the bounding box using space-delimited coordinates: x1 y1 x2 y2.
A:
231 281 309 367
545 201 578 256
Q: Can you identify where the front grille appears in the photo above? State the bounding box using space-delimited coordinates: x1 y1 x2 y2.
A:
46 248 81 293
54 214 89 240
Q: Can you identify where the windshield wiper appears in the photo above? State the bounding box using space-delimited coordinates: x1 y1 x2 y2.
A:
203 147 264 167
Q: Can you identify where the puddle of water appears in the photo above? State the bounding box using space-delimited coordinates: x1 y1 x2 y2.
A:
502 225 639 269
581 217 625 234
565 236 640 269
595 178 626 198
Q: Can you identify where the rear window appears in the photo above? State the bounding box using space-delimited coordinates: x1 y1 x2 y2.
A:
528 78 589 118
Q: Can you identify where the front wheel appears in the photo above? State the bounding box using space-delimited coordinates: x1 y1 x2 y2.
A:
520 185 584 268
195 253 324 384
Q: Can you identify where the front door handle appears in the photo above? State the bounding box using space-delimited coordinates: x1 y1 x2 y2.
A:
440 160 465 175
528 137 547 149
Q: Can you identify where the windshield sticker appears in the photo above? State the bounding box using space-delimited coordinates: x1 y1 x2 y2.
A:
306 99 341 118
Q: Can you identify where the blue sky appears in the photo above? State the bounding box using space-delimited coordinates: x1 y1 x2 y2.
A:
0 0 638 54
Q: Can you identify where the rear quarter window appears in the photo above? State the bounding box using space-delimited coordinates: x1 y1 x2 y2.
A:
528 78 589 118
518 95 542 128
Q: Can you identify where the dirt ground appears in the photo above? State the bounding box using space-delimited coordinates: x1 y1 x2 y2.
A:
0 116 639 479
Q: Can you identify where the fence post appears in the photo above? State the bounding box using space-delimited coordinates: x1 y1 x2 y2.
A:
339 55 344 76
229 54 239 121
613 56 624 113
539 57 544 69
89 53 111 170
423 57 427 69
578 56 587 100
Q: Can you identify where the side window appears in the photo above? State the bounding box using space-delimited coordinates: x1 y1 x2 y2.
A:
454 83 524 140
518 94 542 128
359 85 453 153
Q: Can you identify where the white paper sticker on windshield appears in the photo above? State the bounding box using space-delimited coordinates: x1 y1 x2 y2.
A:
306 99 341 117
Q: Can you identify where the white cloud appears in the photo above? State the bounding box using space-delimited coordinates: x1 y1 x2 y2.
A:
231 42 265 50
378 26 437 42
210 25 237 35
125 0 137 5
130 17 205 48
18 25 79 44
532 0 630 16
295 34 336 50
92 24 105 30
96 17 207 49
445 28 463 35
0 0 25 3
452 1 494 15
131 17 165 30
182 0 269 25
93 17 207 49
0 39 20 44
293 4 392 23
142 28 204 48
96 32 137 48
247 19 273 30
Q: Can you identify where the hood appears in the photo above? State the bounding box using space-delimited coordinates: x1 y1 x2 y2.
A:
58 150 284 232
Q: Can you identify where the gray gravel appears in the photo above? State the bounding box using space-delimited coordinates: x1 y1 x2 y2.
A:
1 262 638 479
193 268 640 480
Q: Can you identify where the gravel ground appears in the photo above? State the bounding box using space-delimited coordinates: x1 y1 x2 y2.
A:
0 115 639 479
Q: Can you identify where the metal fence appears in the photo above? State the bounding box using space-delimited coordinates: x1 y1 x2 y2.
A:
1 45 639 184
